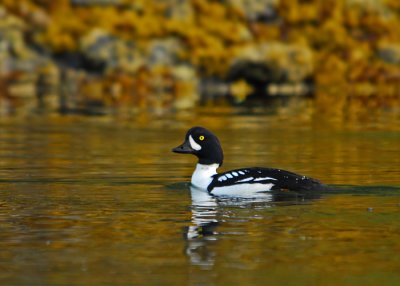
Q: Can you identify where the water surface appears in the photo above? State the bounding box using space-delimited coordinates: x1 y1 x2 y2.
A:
0 109 399 285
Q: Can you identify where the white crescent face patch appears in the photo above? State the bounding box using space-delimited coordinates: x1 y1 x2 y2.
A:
189 135 202 151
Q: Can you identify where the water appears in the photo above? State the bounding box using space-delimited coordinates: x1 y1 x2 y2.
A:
0 109 399 285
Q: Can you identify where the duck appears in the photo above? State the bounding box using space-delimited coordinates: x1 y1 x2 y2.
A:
172 126 325 196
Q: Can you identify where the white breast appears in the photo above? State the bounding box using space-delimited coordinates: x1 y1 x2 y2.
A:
191 163 219 190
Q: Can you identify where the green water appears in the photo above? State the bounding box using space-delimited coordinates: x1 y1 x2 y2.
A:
0 109 399 286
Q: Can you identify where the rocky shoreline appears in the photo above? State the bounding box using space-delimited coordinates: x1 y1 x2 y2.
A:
1 0 399 116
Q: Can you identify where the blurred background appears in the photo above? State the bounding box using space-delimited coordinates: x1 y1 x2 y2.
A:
0 0 399 118
1 2 400 285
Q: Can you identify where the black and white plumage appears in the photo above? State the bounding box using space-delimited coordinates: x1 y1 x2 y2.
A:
173 126 325 196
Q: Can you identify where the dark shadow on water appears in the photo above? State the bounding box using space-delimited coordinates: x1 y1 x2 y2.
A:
320 184 400 196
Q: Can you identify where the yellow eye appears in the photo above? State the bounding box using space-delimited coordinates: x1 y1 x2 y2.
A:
199 135 205 141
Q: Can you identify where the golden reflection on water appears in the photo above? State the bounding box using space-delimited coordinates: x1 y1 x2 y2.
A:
0 109 399 285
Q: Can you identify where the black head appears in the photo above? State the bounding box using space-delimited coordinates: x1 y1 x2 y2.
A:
172 126 224 166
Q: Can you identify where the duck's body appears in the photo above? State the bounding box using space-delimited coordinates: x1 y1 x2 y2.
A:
173 127 325 196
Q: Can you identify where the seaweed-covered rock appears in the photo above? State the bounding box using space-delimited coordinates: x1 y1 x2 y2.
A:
1 0 400 114
0 6 36 64
378 43 400 64
172 65 199 109
229 0 279 22
80 29 141 72
229 42 313 98
147 38 184 66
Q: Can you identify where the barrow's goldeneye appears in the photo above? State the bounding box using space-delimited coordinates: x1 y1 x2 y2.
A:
172 126 325 196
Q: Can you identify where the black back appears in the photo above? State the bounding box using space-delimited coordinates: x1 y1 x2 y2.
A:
208 167 324 192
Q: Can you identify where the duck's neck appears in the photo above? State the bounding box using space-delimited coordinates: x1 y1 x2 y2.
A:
191 163 219 190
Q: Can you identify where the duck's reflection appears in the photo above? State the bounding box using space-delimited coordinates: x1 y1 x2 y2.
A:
185 186 274 268
184 187 218 268
185 186 321 268
186 187 219 240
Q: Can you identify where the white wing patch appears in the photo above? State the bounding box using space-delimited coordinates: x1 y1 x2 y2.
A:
218 175 227 182
254 177 277 182
237 177 253 183
188 135 201 151
216 171 277 185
